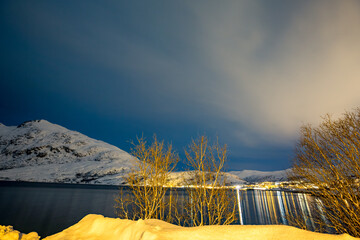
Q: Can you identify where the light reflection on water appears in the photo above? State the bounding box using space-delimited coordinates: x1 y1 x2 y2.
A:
0 182 329 237
237 190 332 233
238 190 314 225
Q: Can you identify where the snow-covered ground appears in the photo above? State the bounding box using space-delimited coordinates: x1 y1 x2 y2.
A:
2 214 357 240
0 225 39 240
167 171 247 186
229 169 290 183
0 120 138 185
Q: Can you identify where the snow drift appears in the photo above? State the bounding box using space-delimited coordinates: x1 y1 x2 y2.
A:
6 214 353 240
0 225 39 240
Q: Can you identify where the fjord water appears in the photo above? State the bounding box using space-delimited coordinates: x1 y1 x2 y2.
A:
0 182 322 237
0 182 120 237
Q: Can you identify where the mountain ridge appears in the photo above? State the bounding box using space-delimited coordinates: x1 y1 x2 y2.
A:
0 120 289 185
0 120 138 185
229 169 290 183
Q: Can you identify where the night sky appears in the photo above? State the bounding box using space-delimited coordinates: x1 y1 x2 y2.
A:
1 0 360 171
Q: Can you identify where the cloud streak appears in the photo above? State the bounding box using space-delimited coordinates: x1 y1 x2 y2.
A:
194 0 360 143
6 0 360 147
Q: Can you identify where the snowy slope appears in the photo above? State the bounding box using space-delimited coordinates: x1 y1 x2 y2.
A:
0 120 138 185
229 169 290 183
167 171 247 186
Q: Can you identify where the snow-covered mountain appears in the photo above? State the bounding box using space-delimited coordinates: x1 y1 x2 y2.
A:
229 169 290 183
167 171 247 187
0 120 289 185
0 120 138 185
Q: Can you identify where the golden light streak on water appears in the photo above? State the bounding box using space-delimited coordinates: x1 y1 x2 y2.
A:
233 189 326 229
305 194 315 230
277 191 287 224
270 192 277 224
236 187 244 225
282 191 289 215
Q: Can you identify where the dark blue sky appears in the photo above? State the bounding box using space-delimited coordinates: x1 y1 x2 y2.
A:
1 0 360 171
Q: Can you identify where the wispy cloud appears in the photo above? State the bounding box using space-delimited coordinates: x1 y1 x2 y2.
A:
193 0 360 143
8 0 360 146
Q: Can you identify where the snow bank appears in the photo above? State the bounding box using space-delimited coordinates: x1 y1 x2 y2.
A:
0 225 39 240
43 214 358 240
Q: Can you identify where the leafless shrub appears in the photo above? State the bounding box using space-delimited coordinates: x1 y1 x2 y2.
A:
115 135 179 221
291 108 360 237
184 136 237 226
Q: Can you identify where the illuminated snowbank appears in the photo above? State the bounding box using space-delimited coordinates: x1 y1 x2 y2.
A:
1 215 358 240
0 225 39 240
42 214 358 240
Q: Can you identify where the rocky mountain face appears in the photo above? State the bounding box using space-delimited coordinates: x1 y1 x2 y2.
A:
0 120 138 185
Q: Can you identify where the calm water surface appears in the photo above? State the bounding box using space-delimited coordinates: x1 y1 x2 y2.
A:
0 182 323 237
0 182 120 237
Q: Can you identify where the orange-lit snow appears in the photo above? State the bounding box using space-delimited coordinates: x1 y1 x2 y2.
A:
0 225 39 240
1 214 359 240
41 214 358 240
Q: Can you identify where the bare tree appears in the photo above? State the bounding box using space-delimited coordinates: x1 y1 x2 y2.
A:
184 136 237 226
115 135 179 221
291 109 360 237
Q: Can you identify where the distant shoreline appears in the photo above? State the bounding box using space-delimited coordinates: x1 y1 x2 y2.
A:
0 180 308 193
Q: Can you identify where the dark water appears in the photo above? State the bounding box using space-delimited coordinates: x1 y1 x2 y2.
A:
0 182 324 237
0 182 121 237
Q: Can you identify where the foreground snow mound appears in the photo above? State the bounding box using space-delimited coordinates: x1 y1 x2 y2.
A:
44 214 358 240
0 120 138 185
0 225 39 240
